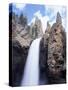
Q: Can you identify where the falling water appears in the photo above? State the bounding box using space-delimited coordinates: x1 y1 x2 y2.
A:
21 38 41 86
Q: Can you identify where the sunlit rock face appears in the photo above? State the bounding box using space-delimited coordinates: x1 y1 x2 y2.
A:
47 23 66 80
10 10 66 85
47 13 66 78
10 12 44 86
11 12 43 47
30 17 43 39
40 12 66 84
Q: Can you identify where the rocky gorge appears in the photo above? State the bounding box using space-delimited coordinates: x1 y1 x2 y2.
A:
9 11 66 86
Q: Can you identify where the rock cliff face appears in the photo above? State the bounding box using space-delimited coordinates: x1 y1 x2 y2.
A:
12 41 29 86
39 21 51 71
10 11 66 85
10 12 43 86
40 12 66 84
29 17 43 39
12 13 43 47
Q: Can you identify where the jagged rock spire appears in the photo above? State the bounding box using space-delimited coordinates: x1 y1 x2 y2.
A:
47 21 51 28
46 21 51 32
56 12 62 25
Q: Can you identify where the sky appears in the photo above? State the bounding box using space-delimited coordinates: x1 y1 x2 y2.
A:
9 3 66 33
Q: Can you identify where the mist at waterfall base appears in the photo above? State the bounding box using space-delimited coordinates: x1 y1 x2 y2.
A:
21 38 48 86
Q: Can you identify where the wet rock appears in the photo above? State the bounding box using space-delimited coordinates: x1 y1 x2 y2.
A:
39 37 49 84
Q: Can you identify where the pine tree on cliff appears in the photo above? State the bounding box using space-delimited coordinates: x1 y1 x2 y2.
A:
19 13 27 27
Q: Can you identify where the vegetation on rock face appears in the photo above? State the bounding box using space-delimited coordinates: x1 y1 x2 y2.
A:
10 12 43 46
9 10 66 85
40 12 66 84
9 11 43 86
19 13 27 27
30 17 43 39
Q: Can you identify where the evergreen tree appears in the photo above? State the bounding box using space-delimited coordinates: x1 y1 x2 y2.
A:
19 13 27 27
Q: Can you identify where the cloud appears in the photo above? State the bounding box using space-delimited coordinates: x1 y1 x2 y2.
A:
28 17 36 25
15 3 26 11
28 5 66 33
45 5 66 28
41 16 50 33
34 10 42 18
45 5 66 17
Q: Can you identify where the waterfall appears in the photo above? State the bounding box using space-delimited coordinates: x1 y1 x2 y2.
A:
21 38 41 86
